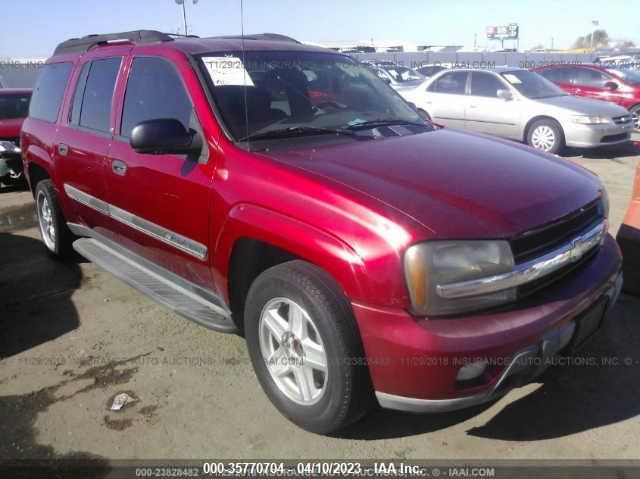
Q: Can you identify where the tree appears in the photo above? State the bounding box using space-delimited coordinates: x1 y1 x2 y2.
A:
572 29 609 49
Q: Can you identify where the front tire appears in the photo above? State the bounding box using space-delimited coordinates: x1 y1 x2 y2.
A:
527 118 564 154
244 260 372 434
35 179 75 258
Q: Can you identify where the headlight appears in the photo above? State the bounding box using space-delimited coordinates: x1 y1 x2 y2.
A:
573 115 611 125
404 240 516 316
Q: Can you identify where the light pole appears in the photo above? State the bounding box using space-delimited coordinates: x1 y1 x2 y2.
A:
175 0 199 36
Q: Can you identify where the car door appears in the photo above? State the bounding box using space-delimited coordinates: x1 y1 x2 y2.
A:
539 66 579 95
423 71 469 128
104 55 215 289
465 72 521 139
58 55 123 230
568 66 614 102
573 67 628 106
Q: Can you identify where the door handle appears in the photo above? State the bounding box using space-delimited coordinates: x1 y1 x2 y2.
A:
111 160 128 176
58 144 69 156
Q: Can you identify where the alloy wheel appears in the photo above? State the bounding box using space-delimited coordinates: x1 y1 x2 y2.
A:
258 297 328 406
37 190 56 251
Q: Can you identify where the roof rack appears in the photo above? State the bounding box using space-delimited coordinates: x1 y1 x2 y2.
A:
53 30 194 56
208 33 301 44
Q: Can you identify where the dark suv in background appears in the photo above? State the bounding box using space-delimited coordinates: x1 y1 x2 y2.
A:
21 30 622 433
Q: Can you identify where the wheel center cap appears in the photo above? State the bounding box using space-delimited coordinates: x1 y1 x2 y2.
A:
281 332 304 359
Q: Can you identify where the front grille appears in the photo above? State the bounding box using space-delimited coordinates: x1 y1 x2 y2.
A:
602 133 630 143
517 247 598 298
510 199 603 263
612 115 633 125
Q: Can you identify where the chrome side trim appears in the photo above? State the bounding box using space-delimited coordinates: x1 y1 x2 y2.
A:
64 183 208 260
436 221 605 299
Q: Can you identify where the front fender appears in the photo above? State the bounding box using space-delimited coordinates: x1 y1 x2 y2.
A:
212 203 367 305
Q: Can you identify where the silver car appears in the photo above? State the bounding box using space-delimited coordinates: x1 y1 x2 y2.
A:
401 67 634 153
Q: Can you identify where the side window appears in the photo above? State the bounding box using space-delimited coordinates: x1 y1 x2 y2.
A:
0 94 31 120
428 72 468 94
574 68 610 88
121 57 193 139
69 62 91 125
79 57 121 132
29 62 73 122
470 72 505 97
540 67 576 84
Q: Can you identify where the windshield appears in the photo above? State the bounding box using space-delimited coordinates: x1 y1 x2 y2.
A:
500 70 567 99
607 68 640 85
199 51 424 143
0 93 31 120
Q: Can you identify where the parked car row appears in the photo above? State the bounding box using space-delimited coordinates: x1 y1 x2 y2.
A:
400 66 634 153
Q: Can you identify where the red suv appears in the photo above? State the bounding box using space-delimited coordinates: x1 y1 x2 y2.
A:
22 31 622 433
534 63 640 131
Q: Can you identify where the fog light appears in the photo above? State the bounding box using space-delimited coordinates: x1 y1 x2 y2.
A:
456 359 488 382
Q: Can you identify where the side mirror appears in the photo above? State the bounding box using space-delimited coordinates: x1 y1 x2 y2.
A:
604 81 618 91
130 119 201 155
497 89 513 101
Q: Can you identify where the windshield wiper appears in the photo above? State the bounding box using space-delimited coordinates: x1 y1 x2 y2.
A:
239 126 367 142
345 119 428 130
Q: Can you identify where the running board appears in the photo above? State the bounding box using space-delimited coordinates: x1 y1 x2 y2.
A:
72 237 237 334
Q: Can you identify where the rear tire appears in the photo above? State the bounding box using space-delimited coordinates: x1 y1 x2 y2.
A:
527 118 564 154
244 260 373 434
35 179 75 258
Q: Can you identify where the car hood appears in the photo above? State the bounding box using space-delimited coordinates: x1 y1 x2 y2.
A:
0 118 24 140
259 128 603 239
535 94 628 116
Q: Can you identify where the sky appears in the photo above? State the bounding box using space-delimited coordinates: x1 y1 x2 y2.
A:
1 0 638 58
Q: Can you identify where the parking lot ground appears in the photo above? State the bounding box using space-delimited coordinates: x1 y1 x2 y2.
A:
1 141 640 460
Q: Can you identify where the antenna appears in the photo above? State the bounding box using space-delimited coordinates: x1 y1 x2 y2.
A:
174 0 199 35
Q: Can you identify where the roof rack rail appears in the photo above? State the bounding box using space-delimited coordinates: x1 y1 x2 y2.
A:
53 30 194 56
209 33 301 44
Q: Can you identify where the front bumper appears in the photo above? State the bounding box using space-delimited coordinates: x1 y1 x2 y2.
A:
0 152 23 179
565 122 633 148
352 235 622 413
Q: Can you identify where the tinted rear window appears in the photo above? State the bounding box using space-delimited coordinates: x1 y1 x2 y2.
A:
29 63 72 122
0 94 31 120
79 58 121 132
